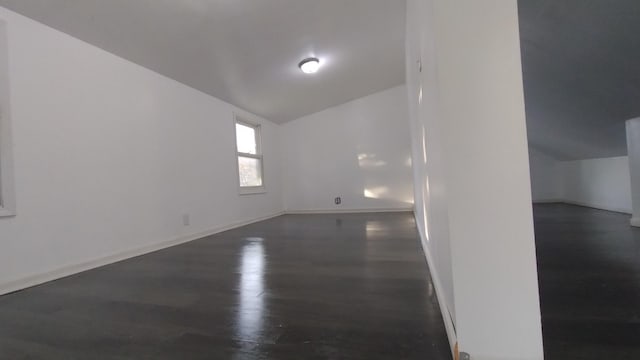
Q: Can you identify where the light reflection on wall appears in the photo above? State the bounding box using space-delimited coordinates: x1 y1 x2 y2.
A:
358 153 388 168
363 186 389 199
421 126 428 164
357 149 415 206
236 237 266 343
405 157 413 167
422 176 431 242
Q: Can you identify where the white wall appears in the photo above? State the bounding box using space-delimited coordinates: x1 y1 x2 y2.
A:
527 147 632 214
528 147 562 202
407 1 544 359
0 7 283 294
561 156 632 214
626 118 640 225
282 85 414 212
0 19 15 218
406 0 457 346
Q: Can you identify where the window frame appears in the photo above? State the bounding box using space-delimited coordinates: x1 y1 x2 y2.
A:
0 20 15 218
234 114 266 195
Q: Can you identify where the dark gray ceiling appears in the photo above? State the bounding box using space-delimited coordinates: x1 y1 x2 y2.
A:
519 0 640 160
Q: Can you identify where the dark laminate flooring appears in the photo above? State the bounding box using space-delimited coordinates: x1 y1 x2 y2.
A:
535 204 640 359
0 212 451 360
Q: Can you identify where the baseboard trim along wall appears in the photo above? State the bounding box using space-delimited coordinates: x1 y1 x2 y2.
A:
533 199 632 215
531 199 564 204
415 217 458 358
561 200 632 215
0 211 285 296
285 207 414 215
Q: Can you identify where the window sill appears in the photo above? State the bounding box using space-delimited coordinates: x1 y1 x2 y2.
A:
239 186 266 195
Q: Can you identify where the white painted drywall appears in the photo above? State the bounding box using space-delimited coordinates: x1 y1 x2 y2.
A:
528 147 562 202
527 145 632 214
405 0 457 348
561 156 632 214
626 118 640 225
0 19 15 218
407 1 544 359
282 85 415 212
0 7 283 290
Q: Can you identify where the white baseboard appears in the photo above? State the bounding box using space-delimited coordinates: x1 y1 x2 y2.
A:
0 211 284 296
285 207 414 215
533 199 633 215
414 218 457 358
558 200 632 215
532 199 563 204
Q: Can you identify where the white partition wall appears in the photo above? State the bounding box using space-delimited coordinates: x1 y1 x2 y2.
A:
627 118 640 226
0 19 14 218
406 1 544 359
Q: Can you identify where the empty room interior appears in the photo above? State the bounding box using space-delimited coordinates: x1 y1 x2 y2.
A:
0 1 637 360
521 1 640 359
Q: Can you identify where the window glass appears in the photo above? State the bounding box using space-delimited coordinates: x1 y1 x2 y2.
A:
238 156 263 187
236 123 257 155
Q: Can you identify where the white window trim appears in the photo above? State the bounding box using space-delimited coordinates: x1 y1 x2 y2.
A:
234 114 266 195
0 20 15 217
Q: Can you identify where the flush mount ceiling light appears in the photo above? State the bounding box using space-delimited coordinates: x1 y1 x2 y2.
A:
299 57 321 74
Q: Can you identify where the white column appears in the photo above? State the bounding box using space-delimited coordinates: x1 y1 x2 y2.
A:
626 118 640 227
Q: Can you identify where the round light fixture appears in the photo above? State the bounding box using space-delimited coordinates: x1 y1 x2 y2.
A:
299 57 321 74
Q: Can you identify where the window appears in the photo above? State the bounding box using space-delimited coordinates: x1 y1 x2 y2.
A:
235 116 265 194
0 20 14 217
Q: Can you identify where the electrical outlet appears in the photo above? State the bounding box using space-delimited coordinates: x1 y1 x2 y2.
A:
334 197 342 205
182 214 190 226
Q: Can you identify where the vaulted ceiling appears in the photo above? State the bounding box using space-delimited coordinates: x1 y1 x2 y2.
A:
519 0 640 160
0 0 406 123
3 1 634 158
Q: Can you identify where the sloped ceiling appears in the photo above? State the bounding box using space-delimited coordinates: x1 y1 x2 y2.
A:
519 0 640 160
0 0 406 123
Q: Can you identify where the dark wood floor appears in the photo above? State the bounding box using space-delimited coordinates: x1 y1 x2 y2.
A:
535 204 640 359
0 212 451 360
